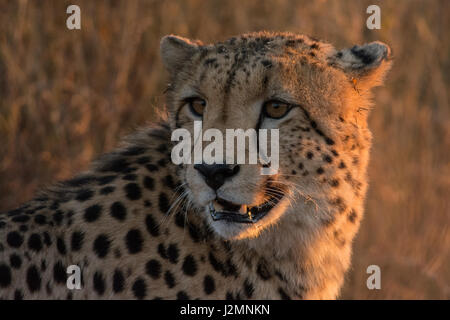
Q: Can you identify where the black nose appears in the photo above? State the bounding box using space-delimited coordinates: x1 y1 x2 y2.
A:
194 164 240 191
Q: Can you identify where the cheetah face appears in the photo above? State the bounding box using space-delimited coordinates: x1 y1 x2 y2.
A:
161 32 391 240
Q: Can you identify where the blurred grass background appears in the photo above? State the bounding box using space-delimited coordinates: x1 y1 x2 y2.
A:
0 0 448 299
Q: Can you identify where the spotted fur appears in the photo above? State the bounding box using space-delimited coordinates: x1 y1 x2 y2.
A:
0 32 391 300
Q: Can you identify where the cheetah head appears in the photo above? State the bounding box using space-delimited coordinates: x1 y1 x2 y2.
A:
161 32 391 240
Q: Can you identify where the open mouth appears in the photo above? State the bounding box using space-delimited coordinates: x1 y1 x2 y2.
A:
208 184 285 224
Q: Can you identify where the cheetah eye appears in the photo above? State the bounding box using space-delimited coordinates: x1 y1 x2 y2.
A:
263 100 291 119
185 97 206 117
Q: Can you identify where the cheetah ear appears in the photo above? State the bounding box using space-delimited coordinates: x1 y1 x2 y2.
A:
160 35 203 74
329 41 392 91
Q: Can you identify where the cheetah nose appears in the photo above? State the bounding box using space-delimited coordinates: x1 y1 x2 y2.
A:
194 163 240 191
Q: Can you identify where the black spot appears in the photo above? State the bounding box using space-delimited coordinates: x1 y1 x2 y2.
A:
49 202 60 210
188 223 201 242
100 186 115 195
125 229 143 254
14 289 23 300
330 197 347 213
330 179 340 187
317 167 324 174
182 255 198 276
158 193 170 214
306 152 313 159
243 279 254 298
339 161 346 169
157 158 167 167
257 261 271 280
132 278 147 300
326 137 335 145
261 60 272 68
177 291 190 300
93 234 111 258
9 254 22 269
26 265 41 292
84 205 102 222
162 175 176 188
113 269 125 293
348 209 357 223
174 211 185 228
40 260 47 271
145 214 160 237
143 176 155 191
12 215 30 223
75 189 94 202
156 143 167 153
99 157 130 173
208 252 223 274
122 174 137 181
52 210 64 225
203 275 215 295
204 58 217 66
71 231 84 251
334 230 346 247
323 154 333 163
146 259 162 279
97 175 117 185
56 237 67 255
158 243 168 260
42 232 52 246
167 243 179 264
19 225 28 232
0 264 11 288
146 164 158 172
278 288 291 300
7 208 23 216
285 39 297 47
28 233 43 252
124 183 142 200
53 261 66 284
7 231 23 248
164 271 175 288
298 163 304 170
136 156 151 164
34 214 46 225
63 175 96 187
93 272 105 296
110 202 127 221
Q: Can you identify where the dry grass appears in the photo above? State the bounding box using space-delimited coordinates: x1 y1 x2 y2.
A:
0 0 448 299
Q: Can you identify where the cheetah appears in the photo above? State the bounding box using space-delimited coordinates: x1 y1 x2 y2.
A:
0 32 391 300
